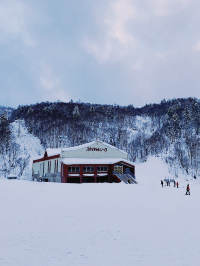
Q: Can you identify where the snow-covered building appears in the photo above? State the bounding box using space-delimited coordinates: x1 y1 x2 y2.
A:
32 140 136 184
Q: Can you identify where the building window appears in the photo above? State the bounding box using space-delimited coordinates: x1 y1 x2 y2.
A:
48 161 51 173
83 166 94 172
54 159 58 173
97 166 108 172
68 166 80 173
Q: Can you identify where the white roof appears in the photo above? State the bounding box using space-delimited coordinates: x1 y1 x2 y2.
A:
63 141 96 152
62 158 135 166
45 140 127 157
7 174 18 177
45 141 96 157
62 140 127 154
96 141 127 154
46 148 62 157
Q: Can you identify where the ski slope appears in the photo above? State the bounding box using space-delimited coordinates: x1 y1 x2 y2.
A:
0 157 200 266
11 120 45 179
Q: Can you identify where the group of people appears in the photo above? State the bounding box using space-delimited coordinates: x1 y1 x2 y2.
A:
160 180 191 195
160 179 179 188
173 180 179 188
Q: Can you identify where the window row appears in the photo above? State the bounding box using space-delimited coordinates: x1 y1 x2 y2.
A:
41 162 108 174
97 166 107 172
83 166 94 172
68 167 80 173
67 166 108 173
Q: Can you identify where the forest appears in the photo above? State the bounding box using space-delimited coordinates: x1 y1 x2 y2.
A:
0 97 200 178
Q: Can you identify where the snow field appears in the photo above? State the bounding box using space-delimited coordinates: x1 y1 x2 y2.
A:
1 157 200 266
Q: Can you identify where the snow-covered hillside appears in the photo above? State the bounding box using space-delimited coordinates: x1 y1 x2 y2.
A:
1 157 200 266
9 120 44 179
12 120 44 158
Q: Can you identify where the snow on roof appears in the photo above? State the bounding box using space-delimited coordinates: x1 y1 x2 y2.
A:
45 140 127 156
62 158 134 166
46 148 62 157
62 141 96 152
45 141 96 157
99 141 127 154
7 174 18 178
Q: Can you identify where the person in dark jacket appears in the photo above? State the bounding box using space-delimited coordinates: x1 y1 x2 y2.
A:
186 184 190 195
174 180 176 187
161 180 163 187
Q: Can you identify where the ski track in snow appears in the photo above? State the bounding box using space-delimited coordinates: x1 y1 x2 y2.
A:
0 157 200 266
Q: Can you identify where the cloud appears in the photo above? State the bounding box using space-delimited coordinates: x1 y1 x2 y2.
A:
193 40 200 51
83 0 136 62
154 0 193 16
1 0 200 108
0 0 35 46
40 65 60 91
83 0 194 63
105 0 136 46
39 64 70 103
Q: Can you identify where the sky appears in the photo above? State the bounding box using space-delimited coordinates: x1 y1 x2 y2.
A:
1 0 200 108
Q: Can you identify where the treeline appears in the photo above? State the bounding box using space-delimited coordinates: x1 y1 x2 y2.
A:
6 97 200 178
0 114 11 154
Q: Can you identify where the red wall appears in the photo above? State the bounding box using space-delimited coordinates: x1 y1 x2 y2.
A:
62 162 134 183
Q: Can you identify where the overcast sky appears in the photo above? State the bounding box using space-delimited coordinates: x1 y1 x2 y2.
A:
1 0 200 108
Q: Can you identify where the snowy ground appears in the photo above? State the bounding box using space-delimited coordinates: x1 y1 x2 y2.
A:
1 157 200 266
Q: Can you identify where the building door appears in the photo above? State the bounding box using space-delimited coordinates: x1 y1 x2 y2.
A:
114 165 123 174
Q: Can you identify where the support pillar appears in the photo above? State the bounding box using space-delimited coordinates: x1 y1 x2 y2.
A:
94 165 97 183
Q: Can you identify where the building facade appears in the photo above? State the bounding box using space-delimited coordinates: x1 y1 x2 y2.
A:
32 140 136 184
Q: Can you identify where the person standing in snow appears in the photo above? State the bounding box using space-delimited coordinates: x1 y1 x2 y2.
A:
186 184 190 195
177 182 179 188
174 180 176 187
161 180 163 187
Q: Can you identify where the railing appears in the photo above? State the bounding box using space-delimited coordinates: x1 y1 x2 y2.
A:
124 171 136 179
113 171 136 180
113 171 137 184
